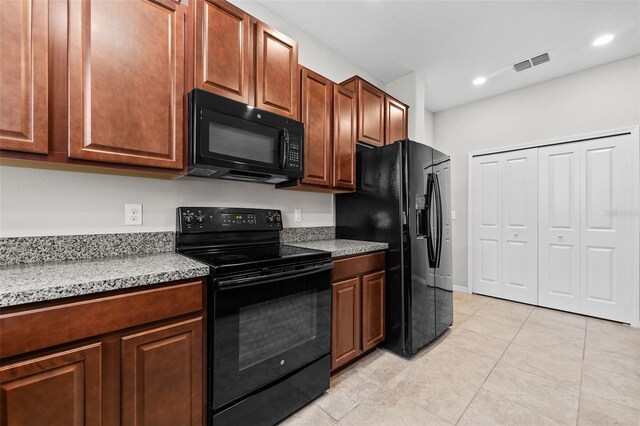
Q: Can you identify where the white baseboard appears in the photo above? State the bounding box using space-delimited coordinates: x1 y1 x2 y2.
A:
453 285 469 293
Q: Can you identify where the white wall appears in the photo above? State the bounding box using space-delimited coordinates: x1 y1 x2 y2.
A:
433 55 640 289
423 109 434 147
0 1 383 238
0 167 333 237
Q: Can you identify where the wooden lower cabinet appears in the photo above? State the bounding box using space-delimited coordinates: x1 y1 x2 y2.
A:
0 343 102 426
0 279 206 426
362 271 385 351
331 252 385 371
121 318 203 426
331 277 361 369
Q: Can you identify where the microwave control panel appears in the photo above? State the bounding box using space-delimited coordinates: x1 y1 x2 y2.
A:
287 135 302 170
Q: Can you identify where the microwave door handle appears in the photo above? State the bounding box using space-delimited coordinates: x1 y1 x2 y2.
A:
279 128 290 169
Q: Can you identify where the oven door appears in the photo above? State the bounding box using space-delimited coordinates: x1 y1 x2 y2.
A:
211 261 332 410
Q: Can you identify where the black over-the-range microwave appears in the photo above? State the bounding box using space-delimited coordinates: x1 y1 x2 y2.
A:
187 89 304 184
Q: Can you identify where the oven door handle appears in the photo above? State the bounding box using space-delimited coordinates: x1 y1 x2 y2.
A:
215 262 333 290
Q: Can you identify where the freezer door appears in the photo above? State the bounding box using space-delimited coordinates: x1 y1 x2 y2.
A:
406 141 436 354
432 148 453 337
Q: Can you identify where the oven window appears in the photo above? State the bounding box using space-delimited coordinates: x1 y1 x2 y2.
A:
207 111 278 164
238 289 317 370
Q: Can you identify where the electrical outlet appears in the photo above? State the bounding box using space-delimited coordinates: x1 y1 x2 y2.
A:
294 209 302 222
125 204 143 226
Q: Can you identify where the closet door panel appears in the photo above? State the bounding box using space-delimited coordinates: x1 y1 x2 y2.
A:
580 134 635 323
501 149 538 304
472 155 502 298
538 144 581 312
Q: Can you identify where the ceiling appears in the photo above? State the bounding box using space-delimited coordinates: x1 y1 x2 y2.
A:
256 1 640 112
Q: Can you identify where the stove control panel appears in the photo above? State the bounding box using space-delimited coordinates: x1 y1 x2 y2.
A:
177 207 283 233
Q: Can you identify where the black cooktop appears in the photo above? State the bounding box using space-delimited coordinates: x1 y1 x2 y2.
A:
184 244 331 275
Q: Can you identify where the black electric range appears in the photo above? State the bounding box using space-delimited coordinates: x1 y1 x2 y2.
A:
176 207 332 426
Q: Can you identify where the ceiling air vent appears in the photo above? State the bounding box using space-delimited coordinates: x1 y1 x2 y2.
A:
513 60 532 72
513 52 551 72
531 52 550 66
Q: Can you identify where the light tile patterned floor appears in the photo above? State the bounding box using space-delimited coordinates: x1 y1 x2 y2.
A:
280 292 640 426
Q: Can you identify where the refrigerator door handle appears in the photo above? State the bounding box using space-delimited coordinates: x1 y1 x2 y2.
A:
426 174 437 268
434 174 443 268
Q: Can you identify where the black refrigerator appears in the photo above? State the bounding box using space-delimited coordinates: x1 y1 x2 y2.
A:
336 140 453 357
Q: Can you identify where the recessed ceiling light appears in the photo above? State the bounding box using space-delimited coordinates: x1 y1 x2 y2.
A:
592 34 614 47
473 77 487 86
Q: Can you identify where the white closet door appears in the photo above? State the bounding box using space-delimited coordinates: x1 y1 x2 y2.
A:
538 143 581 312
472 155 503 298
580 134 636 322
501 149 538 304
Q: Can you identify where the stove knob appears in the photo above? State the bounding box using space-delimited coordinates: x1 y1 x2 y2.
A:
266 216 274 223
274 214 281 223
196 215 205 224
184 215 193 224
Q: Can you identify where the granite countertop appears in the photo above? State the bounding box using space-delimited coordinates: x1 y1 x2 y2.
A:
0 252 210 308
287 239 388 258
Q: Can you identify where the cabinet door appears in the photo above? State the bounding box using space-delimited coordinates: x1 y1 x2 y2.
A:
0 343 102 426
121 317 203 426
300 68 332 187
195 0 250 103
331 277 361 370
385 97 407 145
0 0 48 154
362 271 385 351
580 134 637 323
501 149 538 305
471 154 503 298
67 0 186 169
357 81 385 147
332 85 357 190
538 143 581 313
254 22 298 119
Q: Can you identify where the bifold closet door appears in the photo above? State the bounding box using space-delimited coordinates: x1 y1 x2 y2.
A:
501 149 538 305
472 150 538 303
538 143 581 312
579 134 636 323
471 155 502 298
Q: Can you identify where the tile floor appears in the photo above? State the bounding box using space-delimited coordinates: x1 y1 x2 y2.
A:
281 292 640 426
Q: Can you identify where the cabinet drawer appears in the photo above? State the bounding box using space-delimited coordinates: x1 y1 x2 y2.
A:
332 251 385 282
0 280 205 358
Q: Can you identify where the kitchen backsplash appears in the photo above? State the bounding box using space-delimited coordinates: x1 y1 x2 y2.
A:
0 232 175 266
0 227 336 265
279 226 335 243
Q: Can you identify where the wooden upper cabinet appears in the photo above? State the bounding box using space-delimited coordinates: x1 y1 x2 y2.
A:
121 317 203 426
67 0 187 169
362 271 385 351
0 343 102 426
358 81 385 147
333 85 357 190
196 0 250 103
0 0 48 154
300 67 332 187
255 22 298 119
385 97 408 145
